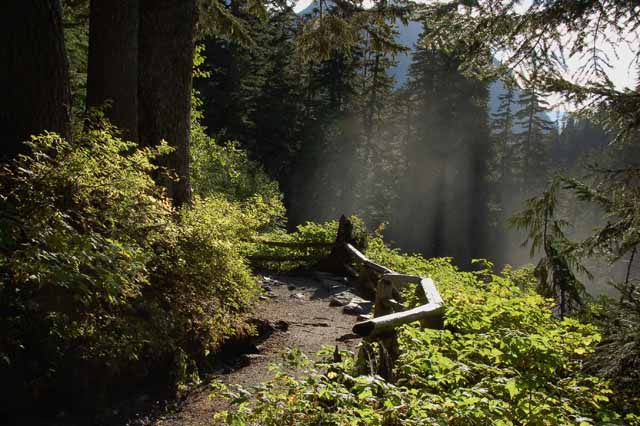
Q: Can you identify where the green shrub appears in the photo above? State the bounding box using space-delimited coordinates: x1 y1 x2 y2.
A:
191 137 282 204
0 123 268 410
190 92 284 219
212 234 637 425
245 216 368 271
189 84 285 232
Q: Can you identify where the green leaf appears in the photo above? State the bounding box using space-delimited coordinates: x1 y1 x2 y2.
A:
358 389 373 400
505 380 519 399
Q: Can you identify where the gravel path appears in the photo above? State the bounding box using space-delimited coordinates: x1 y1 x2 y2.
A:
149 272 365 426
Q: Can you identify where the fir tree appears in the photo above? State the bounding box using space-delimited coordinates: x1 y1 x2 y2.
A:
513 68 554 193
1 0 72 159
490 82 516 187
391 24 491 265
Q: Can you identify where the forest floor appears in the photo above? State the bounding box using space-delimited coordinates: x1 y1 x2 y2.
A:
137 271 366 426
6 271 366 426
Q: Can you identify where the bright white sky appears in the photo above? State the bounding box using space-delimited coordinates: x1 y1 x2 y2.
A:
293 0 319 12
293 0 311 12
292 0 638 98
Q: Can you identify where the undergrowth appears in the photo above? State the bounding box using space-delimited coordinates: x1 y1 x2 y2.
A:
243 216 368 271
0 121 281 412
212 226 640 426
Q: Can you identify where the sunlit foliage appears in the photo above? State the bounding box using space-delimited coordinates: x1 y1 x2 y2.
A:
212 233 638 425
0 120 279 407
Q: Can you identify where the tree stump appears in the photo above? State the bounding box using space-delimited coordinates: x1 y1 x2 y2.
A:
319 215 357 274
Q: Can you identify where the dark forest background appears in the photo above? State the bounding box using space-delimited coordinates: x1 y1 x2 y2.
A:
192 1 635 288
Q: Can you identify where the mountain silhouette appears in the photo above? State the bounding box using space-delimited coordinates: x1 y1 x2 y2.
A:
298 1 556 129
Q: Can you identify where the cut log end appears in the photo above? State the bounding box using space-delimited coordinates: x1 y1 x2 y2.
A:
352 320 375 337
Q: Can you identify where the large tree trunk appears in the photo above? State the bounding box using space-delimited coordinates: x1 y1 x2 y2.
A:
0 0 72 161
87 0 139 141
138 0 195 207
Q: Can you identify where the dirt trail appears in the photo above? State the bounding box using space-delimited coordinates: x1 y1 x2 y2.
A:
149 272 365 426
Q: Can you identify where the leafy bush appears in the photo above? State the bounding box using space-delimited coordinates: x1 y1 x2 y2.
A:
0 123 269 411
245 216 368 271
191 137 282 205
212 234 638 425
190 90 284 224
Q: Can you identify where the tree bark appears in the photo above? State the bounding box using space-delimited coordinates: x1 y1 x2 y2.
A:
138 0 195 207
0 0 72 161
87 0 139 141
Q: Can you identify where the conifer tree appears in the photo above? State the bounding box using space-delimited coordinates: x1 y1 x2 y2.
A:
491 83 516 187
391 25 491 265
513 68 554 193
418 0 639 384
138 0 197 207
510 178 588 317
0 0 72 160
86 0 139 141
195 6 311 223
284 0 411 226
289 48 362 224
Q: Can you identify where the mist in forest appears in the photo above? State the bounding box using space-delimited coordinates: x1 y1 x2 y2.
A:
286 44 494 268
285 78 636 298
193 13 637 297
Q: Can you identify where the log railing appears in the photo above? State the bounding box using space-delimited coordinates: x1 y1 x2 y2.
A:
245 215 359 272
343 242 444 380
247 215 445 380
245 239 333 263
347 243 445 338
